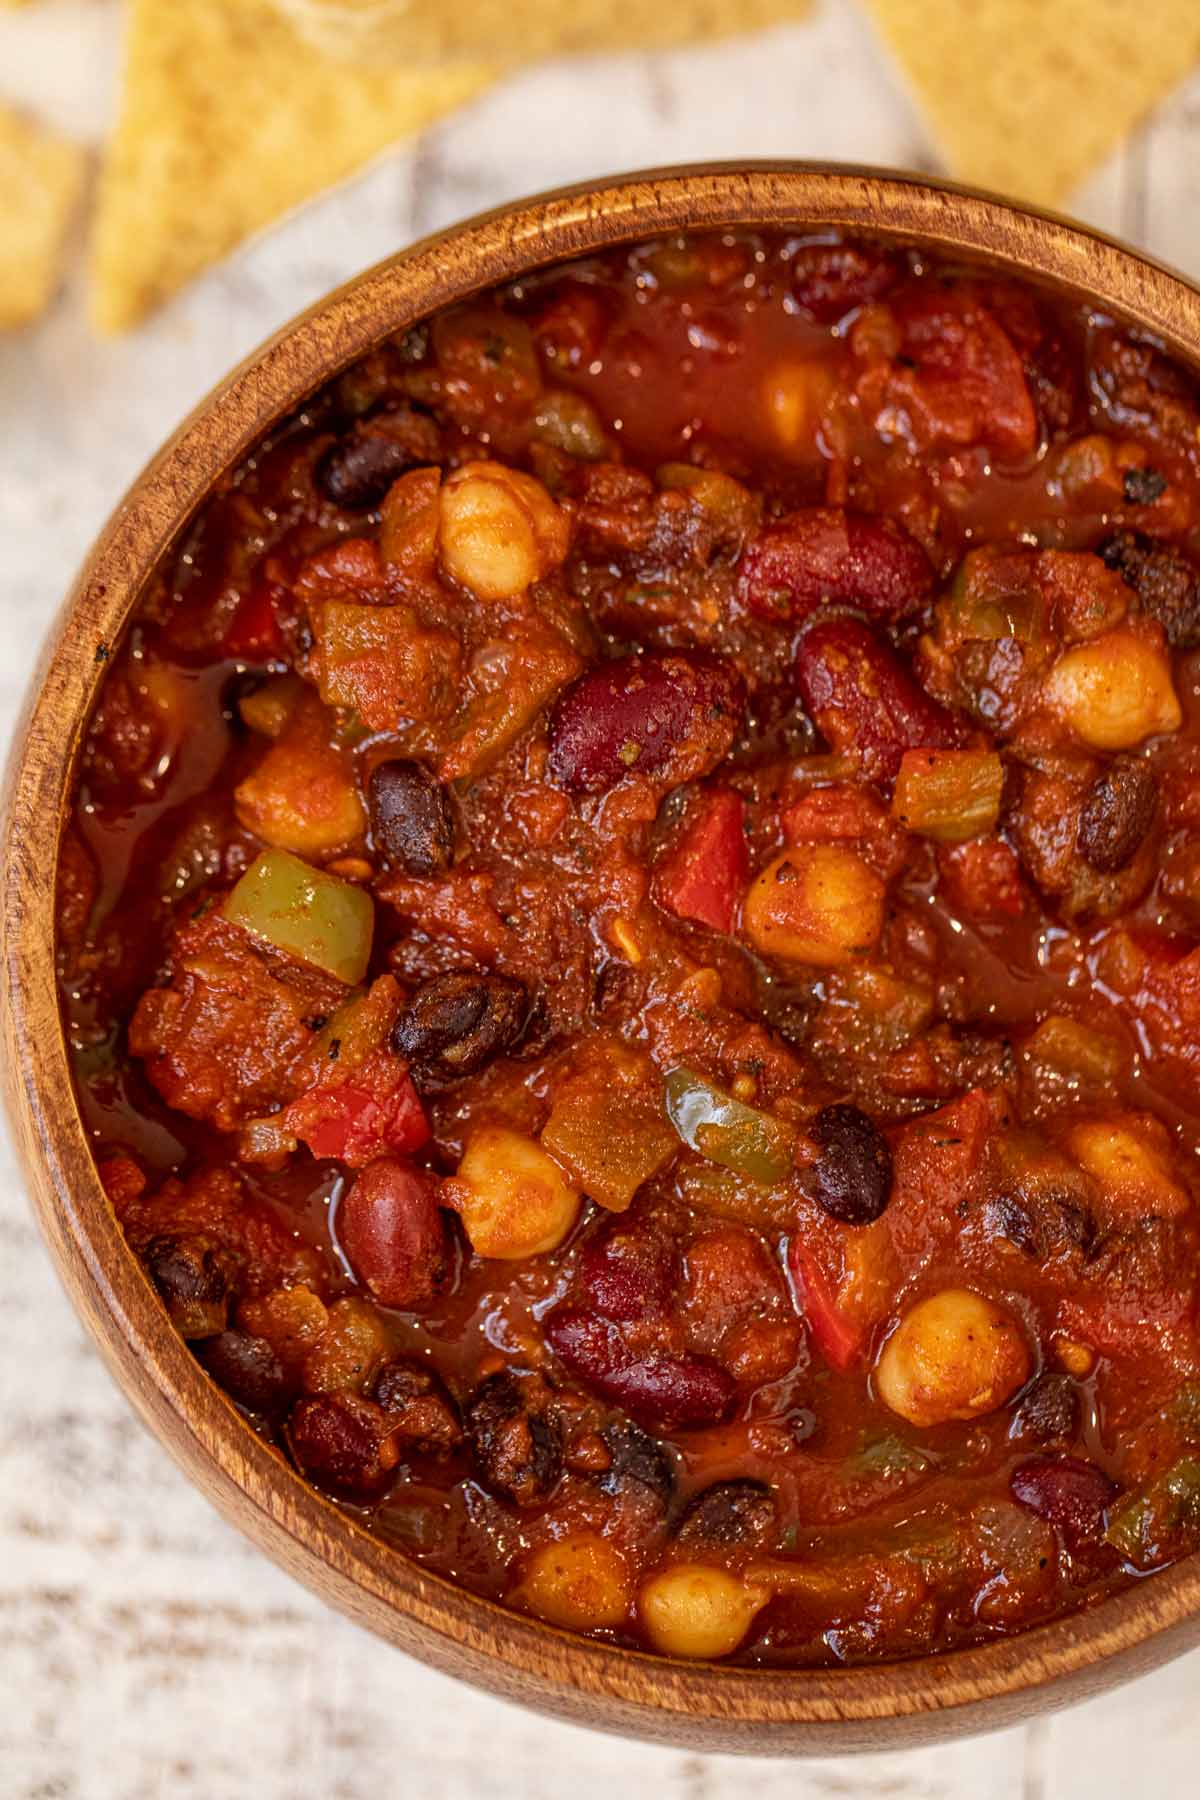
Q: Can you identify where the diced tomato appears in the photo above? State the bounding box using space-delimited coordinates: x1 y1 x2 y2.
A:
938 838 1026 922
782 782 909 880
223 576 288 661
655 787 748 932
888 1088 1001 1268
97 1154 148 1215
290 1054 430 1167
783 784 887 845
861 283 1037 460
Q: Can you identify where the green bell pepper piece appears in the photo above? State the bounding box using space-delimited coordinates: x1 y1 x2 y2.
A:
1105 1456 1200 1567
664 1066 794 1185
224 848 373 985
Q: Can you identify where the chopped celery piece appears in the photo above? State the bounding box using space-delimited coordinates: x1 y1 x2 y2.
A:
892 749 1004 844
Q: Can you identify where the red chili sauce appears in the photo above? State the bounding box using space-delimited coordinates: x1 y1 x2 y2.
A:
61 230 1200 1666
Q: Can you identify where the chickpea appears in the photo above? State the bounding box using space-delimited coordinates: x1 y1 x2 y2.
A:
1067 1116 1190 1220
762 361 834 452
638 1563 767 1660
875 1289 1031 1428
1043 627 1181 750
1053 1333 1096 1378
443 1125 580 1259
514 1533 632 1631
439 460 569 601
742 847 885 969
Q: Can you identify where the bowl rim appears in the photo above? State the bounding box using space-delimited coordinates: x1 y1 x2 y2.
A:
9 160 1200 1752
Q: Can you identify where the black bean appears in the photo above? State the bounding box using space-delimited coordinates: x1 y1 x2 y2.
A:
1100 530 1200 649
1122 467 1167 505
391 972 529 1085
143 1235 233 1339
1009 1373 1081 1447
984 1189 1095 1263
316 429 416 511
368 760 455 876
597 1421 675 1507
463 1370 562 1507
1077 756 1157 873
675 1479 778 1550
984 1191 1040 1257
197 1330 293 1413
809 1103 893 1225
370 1356 462 1457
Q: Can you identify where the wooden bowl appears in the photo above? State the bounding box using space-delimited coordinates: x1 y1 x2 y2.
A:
8 163 1200 1752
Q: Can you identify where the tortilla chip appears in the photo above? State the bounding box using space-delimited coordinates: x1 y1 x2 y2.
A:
0 106 86 330
89 0 494 332
862 0 1200 205
273 0 808 66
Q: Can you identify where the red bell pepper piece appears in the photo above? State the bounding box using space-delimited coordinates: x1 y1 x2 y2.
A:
787 1238 864 1373
655 787 748 933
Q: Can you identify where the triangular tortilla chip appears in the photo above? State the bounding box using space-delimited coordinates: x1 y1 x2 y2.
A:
861 0 1200 205
89 0 494 332
274 0 808 66
0 106 86 330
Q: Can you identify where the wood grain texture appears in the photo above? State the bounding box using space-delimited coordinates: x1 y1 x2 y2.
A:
7 3 1200 1786
7 161 1200 1756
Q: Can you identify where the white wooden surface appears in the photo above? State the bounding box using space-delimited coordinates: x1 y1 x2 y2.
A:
3 3 1200 1793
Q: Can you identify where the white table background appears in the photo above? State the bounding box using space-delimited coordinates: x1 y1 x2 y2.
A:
4 2 1200 1793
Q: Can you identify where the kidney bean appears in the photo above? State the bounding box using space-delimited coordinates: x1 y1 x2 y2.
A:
198 1329 294 1413
544 1308 736 1427
739 507 932 624
286 1391 400 1497
794 617 962 784
1100 531 1200 649
1011 1456 1118 1546
370 1355 462 1456
675 1479 778 1549
789 243 899 323
368 760 455 876
1008 1374 1081 1447
598 1420 675 1506
579 1225 677 1322
809 1103 893 1225
547 650 745 796
391 972 529 1085
1076 756 1157 873
336 1159 445 1309
144 1235 233 1339
464 1370 562 1506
